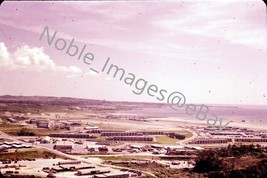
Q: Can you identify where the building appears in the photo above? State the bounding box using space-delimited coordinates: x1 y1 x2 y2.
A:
151 144 163 149
84 125 99 130
142 131 164 135
189 138 232 144
36 119 49 128
51 166 65 172
53 141 74 153
235 138 267 143
210 132 244 137
62 121 82 130
101 132 143 137
90 129 125 134
7 117 17 123
29 118 37 124
58 161 81 165
41 136 51 143
184 145 204 150
101 131 165 136
59 163 95 171
94 172 129 178
107 136 153 142
50 133 96 139
76 168 110 176
0 142 31 151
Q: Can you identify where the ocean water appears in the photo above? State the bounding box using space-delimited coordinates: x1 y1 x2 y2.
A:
115 104 267 125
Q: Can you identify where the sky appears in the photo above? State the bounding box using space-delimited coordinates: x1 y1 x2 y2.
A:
0 0 266 105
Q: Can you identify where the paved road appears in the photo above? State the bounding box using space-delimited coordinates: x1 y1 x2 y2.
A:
177 128 198 145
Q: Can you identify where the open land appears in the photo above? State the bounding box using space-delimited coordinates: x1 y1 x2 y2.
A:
1 96 267 178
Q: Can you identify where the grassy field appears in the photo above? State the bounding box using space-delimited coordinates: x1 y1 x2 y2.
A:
94 123 130 131
155 135 178 144
178 130 193 139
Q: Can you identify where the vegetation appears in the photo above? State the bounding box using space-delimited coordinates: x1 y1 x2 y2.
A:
164 129 193 139
137 144 267 178
0 148 66 161
0 95 135 114
169 133 186 140
0 123 65 136
193 144 267 178
16 128 35 136
0 124 22 135
113 161 184 177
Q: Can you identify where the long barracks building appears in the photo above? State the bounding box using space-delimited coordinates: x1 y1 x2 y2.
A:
50 133 96 139
101 131 164 136
107 136 153 142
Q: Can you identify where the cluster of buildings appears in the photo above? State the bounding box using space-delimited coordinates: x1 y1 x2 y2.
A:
46 133 203 155
43 161 130 178
27 118 84 130
89 129 176 142
190 137 267 145
115 144 202 155
189 126 267 145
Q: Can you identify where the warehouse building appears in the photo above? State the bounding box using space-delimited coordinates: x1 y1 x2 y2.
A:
36 119 49 128
53 141 74 153
76 168 110 176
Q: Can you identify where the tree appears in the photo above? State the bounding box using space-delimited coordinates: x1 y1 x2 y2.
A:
17 128 35 136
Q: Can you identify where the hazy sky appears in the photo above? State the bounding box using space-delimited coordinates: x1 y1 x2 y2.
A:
0 0 266 105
